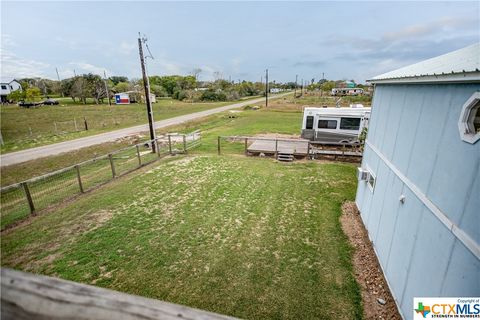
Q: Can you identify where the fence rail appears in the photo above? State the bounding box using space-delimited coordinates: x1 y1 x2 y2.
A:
0 130 201 230
217 135 363 159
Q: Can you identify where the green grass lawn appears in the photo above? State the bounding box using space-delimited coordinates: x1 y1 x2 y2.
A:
0 97 258 153
0 91 369 188
1 154 362 319
1 100 301 186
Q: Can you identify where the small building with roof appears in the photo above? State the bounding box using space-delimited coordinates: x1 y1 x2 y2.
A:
0 78 22 103
355 43 480 318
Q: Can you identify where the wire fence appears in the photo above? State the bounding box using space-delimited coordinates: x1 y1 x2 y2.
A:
0 130 201 230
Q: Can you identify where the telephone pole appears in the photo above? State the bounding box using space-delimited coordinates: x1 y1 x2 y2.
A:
265 69 269 107
138 33 156 152
56 67 64 97
103 70 111 106
294 74 298 98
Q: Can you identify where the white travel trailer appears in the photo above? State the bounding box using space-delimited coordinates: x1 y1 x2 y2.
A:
301 107 370 144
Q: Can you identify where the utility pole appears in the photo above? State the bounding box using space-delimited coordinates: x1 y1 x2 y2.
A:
294 74 298 98
138 33 156 152
265 69 269 107
301 78 304 96
103 70 111 106
56 67 64 97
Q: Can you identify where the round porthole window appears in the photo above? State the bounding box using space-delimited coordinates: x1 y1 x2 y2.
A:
458 92 480 144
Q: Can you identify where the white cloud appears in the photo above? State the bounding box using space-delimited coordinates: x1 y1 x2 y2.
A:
1 34 17 48
54 36 79 50
0 48 51 79
231 58 242 73
119 41 136 55
68 62 109 76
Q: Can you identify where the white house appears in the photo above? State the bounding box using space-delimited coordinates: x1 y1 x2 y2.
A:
0 79 22 103
356 43 480 318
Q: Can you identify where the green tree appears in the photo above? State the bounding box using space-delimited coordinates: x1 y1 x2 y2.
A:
109 76 128 85
321 81 336 92
25 87 42 101
6 90 26 102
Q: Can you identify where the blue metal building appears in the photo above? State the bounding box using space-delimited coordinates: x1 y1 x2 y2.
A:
355 43 480 318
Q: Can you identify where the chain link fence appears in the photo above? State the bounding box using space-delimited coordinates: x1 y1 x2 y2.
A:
0 130 201 230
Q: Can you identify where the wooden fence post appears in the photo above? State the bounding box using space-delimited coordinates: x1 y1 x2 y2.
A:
108 154 116 178
217 136 221 155
21 182 35 214
84 117 88 131
168 135 172 154
275 139 278 158
307 141 311 160
136 145 142 166
74 118 78 131
244 138 248 155
75 165 84 193
54 121 58 133
155 139 161 157
183 135 187 153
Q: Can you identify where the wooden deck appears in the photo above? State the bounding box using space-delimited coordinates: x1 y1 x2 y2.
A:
247 139 309 155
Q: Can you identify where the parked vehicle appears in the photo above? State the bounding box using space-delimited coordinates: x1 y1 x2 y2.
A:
18 101 42 108
301 107 370 144
43 98 59 105
331 87 364 96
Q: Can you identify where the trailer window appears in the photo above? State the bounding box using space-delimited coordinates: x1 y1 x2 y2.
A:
318 120 337 129
340 117 361 130
306 116 314 129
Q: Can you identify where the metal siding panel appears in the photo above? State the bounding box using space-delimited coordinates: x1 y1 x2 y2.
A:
363 152 381 234
369 86 393 148
358 83 480 313
399 209 455 316
391 88 426 173
440 240 480 296
380 86 406 160
384 189 425 305
406 86 451 192
366 87 381 146
459 164 480 244
427 84 480 227
374 174 404 268
366 160 391 239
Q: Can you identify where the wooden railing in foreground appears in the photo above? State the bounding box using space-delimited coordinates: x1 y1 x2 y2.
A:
1 268 237 320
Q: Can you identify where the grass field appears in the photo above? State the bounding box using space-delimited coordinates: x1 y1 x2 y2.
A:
1 154 362 319
0 91 369 185
0 96 258 153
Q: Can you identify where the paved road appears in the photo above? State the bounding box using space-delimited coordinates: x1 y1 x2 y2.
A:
0 93 290 167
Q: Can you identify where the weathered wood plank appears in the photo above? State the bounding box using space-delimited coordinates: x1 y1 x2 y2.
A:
1 268 238 320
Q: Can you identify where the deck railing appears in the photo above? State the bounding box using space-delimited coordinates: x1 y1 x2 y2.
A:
1 268 237 320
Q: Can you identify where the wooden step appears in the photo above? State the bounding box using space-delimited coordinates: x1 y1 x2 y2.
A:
277 153 294 162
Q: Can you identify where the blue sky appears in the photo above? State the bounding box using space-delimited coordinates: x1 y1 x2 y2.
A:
1 1 479 83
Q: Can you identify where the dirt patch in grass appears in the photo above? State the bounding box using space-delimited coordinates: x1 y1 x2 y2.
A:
340 201 401 320
4 208 115 272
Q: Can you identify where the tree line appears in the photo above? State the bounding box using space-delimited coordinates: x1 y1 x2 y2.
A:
7 74 364 104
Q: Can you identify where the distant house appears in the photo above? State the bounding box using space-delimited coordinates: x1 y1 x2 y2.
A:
0 79 22 103
356 44 480 318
